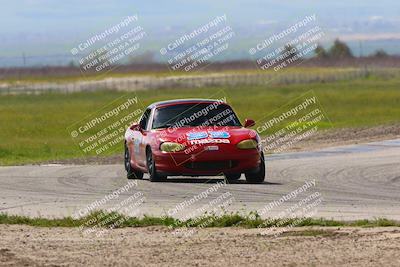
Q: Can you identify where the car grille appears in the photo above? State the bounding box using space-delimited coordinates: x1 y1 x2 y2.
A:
184 160 237 170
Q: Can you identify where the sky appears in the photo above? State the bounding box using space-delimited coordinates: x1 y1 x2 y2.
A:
1 0 399 66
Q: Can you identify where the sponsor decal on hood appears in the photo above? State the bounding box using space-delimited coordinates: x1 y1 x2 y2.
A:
186 131 230 140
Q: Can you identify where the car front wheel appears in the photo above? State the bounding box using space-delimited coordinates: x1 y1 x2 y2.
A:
146 147 167 182
245 152 265 184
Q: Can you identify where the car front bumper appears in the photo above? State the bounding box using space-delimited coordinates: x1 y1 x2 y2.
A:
153 148 262 176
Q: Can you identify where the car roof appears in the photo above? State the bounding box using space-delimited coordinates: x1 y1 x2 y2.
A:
148 98 227 109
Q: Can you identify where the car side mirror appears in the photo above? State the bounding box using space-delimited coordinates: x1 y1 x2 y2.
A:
129 122 140 131
244 118 255 128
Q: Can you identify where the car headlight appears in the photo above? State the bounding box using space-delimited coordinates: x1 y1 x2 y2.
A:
237 139 258 149
160 142 186 152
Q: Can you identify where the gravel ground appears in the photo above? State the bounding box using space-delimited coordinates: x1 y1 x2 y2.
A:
0 225 399 266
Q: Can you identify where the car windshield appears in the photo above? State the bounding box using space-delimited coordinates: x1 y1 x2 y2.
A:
152 102 242 129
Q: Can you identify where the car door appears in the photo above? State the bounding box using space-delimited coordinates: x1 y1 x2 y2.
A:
136 108 152 167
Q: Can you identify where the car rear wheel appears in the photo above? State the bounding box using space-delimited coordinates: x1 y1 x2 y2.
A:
224 173 241 182
245 152 265 184
125 143 143 179
146 147 167 182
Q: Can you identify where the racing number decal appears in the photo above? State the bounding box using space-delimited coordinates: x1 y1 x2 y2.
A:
133 137 141 155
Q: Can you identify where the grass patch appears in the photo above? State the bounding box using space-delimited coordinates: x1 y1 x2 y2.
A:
281 229 339 237
0 211 399 228
1 74 400 165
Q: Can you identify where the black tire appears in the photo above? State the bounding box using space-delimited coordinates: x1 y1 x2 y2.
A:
224 173 241 182
245 152 265 184
125 143 143 179
146 147 167 182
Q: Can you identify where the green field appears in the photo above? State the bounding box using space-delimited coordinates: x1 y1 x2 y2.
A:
1 75 400 165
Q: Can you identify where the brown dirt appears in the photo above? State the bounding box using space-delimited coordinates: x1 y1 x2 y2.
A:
0 225 399 266
289 123 400 152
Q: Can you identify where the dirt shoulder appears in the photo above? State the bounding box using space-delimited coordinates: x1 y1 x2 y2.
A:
41 123 400 165
0 225 399 266
290 123 400 152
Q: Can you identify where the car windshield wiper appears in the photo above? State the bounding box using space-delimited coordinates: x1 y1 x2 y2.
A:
179 124 200 127
153 123 173 129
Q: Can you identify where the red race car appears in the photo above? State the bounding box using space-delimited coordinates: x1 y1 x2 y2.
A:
124 99 265 183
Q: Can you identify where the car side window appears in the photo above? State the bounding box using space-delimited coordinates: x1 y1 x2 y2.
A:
139 108 151 130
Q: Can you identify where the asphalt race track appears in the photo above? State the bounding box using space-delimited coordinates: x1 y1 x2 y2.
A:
1 139 399 220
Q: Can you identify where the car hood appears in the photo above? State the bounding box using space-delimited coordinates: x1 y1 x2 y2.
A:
154 126 257 145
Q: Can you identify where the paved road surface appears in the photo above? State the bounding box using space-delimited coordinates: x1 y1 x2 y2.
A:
1 139 399 220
